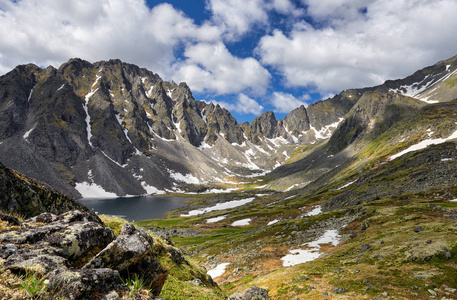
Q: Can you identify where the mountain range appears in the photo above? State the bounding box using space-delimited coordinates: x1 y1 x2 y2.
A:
0 55 456 199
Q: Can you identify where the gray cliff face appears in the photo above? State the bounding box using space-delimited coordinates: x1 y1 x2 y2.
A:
0 58 352 197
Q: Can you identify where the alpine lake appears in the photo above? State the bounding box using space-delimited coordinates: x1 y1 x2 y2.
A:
77 195 188 221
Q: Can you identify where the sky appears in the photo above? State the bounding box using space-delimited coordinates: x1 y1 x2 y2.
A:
1 0 457 123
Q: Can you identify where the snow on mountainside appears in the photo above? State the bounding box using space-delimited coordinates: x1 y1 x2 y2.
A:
0 59 350 198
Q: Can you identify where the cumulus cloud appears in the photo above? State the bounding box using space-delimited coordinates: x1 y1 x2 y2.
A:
271 92 309 113
0 0 222 77
211 93 264 115
174 42 271 95
258 0 457 93
206 0 303 40
206 0 269 40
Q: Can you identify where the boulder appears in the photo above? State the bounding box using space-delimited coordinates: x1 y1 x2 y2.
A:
46 268 128 300
4 244 69 274
45 221 115 260
84 223 168 296
229 286 269 300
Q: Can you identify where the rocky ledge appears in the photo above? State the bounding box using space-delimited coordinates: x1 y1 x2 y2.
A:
0 210 188 299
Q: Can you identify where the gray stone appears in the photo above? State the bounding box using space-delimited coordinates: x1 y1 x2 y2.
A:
414 226 424 233
229 286 269 300
0 243 18 259
333 287 346 294
46 268 128 300
189 278 203 286
428 289 437 296
46 221 115 260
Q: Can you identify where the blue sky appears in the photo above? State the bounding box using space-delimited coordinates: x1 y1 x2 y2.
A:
1 0 457 123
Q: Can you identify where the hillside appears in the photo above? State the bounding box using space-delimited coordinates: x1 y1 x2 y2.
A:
135 55 457 299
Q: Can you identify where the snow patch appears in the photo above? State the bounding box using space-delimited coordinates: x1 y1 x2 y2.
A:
27 86 35 102
198 141 213 150
75 182 118 198
57 84 65 91
83 75 101 147
310 118 344 139
390 129 457 160
254 184 267 189
206 216 227 223
101 150 126 168
232 218 251 226
207 263 229 278
169 170 200 184
305 205 322 216
23 123 37 140
181 197 255 217
267 219 279 226
285 184 300 192
337 180 357 190
441 158 453 162
141 182 165 195
281 230 341 267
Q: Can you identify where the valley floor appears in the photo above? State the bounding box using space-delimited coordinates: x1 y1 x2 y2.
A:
136 187 457 300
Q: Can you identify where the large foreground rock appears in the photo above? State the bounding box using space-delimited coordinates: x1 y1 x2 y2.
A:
0 210 170 299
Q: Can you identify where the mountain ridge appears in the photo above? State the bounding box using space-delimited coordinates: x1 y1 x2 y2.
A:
1 55 457 198
0 58 357 198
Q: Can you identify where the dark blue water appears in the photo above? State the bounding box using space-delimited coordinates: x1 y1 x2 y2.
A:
77 196 188 221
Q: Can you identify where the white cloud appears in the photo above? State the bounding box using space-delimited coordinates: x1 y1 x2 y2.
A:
0 0 221 77
174 42 271 95
271 92 308 113
212 93 264 115
270 0 303 15
206 0 269 40
258 0 457 93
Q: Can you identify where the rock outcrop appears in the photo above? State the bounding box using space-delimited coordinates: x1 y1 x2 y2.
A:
0 162 97 219
0 210 171 299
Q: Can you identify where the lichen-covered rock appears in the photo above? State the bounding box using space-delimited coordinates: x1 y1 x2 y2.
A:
228 286 269 300
46 267 128 300
84 223 168 296
4 245 69 274
45 221 115 260
0 211 171 298
0 243 18 259
22 212 59 224
0 223 66 244
83 224 151 270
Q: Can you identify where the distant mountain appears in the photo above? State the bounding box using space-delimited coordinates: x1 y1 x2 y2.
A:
0 59 351 198
265 54 457 191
